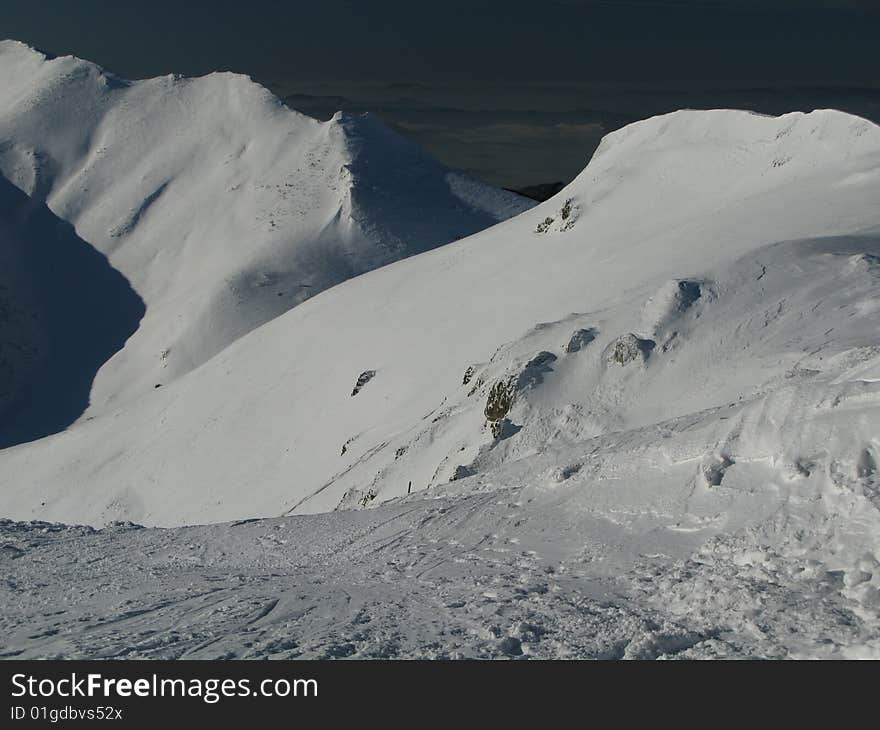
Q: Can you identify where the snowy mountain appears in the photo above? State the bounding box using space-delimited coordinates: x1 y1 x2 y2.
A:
0 40 532 445
2 99 878 528
2 43 880 659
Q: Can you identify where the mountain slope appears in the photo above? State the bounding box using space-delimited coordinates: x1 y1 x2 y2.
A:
1 107 878 531
0 40 532 439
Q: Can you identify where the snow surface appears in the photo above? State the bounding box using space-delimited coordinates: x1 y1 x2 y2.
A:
0 40 532 443
2 43 880 659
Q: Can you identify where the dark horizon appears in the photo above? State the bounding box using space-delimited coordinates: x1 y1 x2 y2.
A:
3 0 879 188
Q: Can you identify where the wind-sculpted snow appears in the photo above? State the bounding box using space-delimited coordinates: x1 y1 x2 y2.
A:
1 101 879 527
3 459 879 659
0 40 532 420
2 43 880 658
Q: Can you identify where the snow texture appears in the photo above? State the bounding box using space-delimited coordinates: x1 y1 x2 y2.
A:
0 40 532 445
2 42 880 659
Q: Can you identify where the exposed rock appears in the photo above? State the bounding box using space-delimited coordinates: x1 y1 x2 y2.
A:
607 334 655 366
484 380 514 422
462 364 478 386
565 328 597 354
535 198 579 234
350 369 376 397
483 351 557 438
525 350 556 369
560 198 574 221
535 216 555 234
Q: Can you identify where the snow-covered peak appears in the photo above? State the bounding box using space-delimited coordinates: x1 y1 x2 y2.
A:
0 42 533 441
584 107 880 175
530 108 880 238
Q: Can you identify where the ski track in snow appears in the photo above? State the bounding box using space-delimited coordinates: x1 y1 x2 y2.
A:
3 449 879 660
0 497 775 660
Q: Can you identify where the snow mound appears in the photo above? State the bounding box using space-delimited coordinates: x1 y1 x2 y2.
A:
640 279 704 335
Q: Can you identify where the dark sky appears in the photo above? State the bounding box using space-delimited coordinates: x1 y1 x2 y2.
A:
3 0 879 188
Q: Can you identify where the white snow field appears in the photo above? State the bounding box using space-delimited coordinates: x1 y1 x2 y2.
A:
3 43 880 659
0 40 532 446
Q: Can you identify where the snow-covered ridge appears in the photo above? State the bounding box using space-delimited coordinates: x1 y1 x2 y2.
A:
0 40 533 444
2 43 880 658
0 78 877 529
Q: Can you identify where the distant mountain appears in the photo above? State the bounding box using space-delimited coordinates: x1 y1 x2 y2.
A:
0 40 533 443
